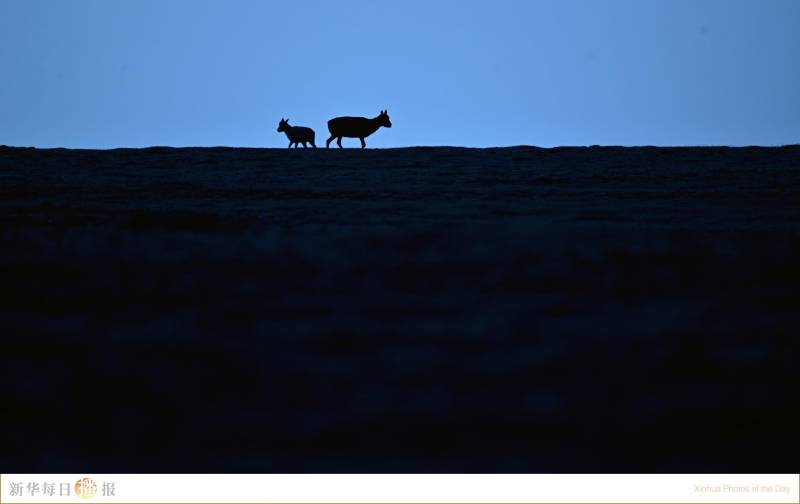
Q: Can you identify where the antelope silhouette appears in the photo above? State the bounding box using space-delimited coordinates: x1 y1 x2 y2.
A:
277 118 316 148
326 110 392 149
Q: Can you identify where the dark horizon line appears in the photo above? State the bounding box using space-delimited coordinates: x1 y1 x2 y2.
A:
2 143 799 151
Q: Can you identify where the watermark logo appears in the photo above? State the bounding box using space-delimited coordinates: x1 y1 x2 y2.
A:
74 478 98 499
7 477 114 499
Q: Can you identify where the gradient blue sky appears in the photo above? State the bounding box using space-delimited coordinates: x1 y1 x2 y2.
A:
1 0 798 148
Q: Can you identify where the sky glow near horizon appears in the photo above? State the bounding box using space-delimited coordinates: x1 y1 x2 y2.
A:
1 0 798 148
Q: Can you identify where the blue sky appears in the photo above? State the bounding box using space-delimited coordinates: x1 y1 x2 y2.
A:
1 0 798 148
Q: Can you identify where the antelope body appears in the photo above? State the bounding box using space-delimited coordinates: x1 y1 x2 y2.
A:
277 118 316 148
326 110 392 149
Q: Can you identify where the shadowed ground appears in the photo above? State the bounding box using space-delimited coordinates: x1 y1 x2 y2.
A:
1 145 798 472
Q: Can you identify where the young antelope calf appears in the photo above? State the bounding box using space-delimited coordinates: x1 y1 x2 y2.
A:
277 118 316 148
326 110 392 149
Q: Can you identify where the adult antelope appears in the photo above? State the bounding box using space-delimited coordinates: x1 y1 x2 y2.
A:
326 110 392 149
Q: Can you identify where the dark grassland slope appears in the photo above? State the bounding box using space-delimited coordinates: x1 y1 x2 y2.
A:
1 145 799 472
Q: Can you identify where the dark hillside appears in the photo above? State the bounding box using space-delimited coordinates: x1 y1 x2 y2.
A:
1 145 798 471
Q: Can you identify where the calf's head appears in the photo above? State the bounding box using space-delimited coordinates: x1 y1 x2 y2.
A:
277 118 289 133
